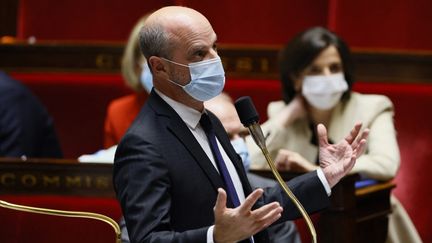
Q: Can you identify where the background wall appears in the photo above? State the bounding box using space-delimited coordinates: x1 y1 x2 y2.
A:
16 0 170 41
12 0 432 50
2 1 432 242
329 0 432 50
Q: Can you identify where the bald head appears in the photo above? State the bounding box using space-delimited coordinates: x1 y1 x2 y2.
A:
139 6 214 60
148 6 211 31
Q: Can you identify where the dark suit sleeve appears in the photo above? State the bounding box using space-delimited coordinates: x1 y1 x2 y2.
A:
262 171 330 223
0 99 23 156
113 133 208 243
0 74 62 158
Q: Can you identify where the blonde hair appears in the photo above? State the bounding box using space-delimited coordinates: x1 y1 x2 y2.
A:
121 14 150 92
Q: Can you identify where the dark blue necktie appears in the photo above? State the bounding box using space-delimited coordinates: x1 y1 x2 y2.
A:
200 113 241 207
200 114 254 243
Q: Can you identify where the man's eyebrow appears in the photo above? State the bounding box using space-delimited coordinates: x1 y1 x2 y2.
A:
187 45 207 56
187 35 218 56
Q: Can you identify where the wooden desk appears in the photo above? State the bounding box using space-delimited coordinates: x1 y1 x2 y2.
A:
0 159 394 243
251 170 395 243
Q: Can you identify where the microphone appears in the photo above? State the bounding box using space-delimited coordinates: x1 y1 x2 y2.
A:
234 97 266 150
234 96 317 243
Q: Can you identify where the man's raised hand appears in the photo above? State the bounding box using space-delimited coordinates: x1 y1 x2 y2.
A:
213 188 283 243
317 123 369 187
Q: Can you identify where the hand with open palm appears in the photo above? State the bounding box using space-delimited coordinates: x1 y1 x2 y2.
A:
213 188 283 243
317 123 369 187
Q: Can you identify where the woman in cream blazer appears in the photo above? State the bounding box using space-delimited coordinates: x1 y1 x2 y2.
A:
247 27 421 243
248 93 399 181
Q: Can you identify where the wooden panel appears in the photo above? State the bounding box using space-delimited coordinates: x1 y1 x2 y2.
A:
220 45 280 79
0 158 115 198
0 42 123 73
1 43 432 83
353 50 432 83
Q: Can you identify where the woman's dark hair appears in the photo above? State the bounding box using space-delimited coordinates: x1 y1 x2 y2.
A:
279 26 355 103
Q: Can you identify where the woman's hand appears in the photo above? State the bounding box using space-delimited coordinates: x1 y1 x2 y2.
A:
274 149 317 172
276 95 307 128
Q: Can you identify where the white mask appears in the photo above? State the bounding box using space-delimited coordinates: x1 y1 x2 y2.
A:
162 57 225 101
302 73 348 110
140 62 153 93
230 137 251 171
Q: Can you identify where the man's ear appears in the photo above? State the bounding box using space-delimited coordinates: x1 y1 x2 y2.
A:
148 56 168 76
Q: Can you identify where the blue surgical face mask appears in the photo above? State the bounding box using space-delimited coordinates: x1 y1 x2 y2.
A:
230 137 251 171
162 57 225 101
140 62 153 93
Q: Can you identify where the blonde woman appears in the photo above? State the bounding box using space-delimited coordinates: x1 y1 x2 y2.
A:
104 14 152 148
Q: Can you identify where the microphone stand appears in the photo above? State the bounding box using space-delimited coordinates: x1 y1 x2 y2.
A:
247 123 317 243
0 199 121 243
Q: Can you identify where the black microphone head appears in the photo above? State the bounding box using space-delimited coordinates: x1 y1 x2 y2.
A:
234 96 260 127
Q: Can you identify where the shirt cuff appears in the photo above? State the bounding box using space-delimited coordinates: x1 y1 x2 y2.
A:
317 168 332 196
207 225 215 243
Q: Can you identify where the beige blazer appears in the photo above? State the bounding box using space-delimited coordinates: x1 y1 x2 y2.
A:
247 92 400 181
247 92 421 242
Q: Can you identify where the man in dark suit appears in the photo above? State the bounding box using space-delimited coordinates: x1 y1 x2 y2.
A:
0 71 62 158
113 6 368 243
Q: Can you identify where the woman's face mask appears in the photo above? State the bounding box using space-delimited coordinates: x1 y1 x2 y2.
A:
301 73 348 110
162 57 225 102
140 62 153 93
230 137 251 171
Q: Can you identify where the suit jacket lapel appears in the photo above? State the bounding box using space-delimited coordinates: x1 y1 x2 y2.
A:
148 91 225 192
207 111 253 196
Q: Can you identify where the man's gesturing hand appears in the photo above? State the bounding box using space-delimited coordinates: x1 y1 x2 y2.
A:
213 188 283 243
318 122 369 188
